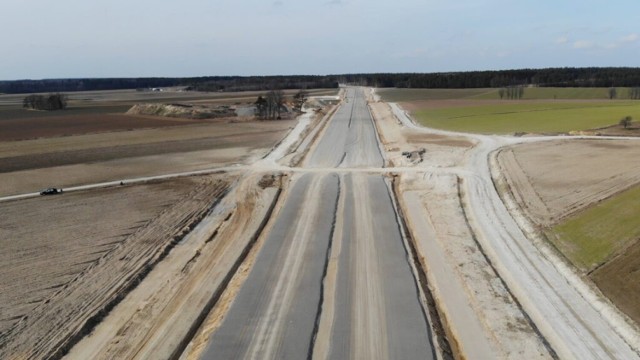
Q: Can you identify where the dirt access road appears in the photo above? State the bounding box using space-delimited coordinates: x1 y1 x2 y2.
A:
390 103 640 359
199 88 435 359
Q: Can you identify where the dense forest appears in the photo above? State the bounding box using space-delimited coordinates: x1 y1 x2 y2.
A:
338 68 640 88
2 68 640 94
0 76 339 94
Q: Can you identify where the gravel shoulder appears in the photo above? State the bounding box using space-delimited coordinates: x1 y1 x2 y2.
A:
400 174 551 359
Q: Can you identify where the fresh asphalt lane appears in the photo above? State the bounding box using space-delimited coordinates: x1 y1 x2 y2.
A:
326 173 434 360
306 88 384 169
201 87 434 359
201 173 340 359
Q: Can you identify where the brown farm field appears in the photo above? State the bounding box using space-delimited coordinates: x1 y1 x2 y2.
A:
496 139 640 226
0 88 336 141
0 175 231 359
0 89 325 196
0 120 293 197
0 113 202 141
496 139 640 324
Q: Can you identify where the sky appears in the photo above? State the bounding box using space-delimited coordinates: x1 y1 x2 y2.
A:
1 0 639 80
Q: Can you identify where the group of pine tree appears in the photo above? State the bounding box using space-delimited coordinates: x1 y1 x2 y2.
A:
4 67 640 94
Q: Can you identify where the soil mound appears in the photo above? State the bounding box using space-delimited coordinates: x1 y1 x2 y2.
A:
127 103 236 119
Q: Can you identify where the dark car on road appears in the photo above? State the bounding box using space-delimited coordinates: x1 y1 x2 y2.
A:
40 188 63 195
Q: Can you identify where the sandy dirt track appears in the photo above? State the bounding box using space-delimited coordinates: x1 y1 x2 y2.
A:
401 175 550 359
0 176 230 359
496 139 640 226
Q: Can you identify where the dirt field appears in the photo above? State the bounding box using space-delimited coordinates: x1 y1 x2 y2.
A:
496 139 640 325
0 113 203 141
0 87 337 141
496 139 640 226
0 125 288 173
0 175 231 359
592 240 640 323
0 120 294 197
0 88 301 198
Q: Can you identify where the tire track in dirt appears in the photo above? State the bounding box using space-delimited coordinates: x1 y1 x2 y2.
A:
0 178 230 360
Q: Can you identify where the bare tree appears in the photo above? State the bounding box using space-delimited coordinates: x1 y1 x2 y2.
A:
620 116 632 129
502 86 524 100
608 87 617 100
255 96 267 119
293 89 309 109
265 90 285 119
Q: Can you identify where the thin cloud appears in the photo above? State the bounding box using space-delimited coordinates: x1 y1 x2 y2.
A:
573 40 593 49
620 33 639 43
555 36 568 44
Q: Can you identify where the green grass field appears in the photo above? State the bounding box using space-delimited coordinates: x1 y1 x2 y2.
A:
413 102 640 134
549 185 640 271
378 87 635 101
376 88 493 101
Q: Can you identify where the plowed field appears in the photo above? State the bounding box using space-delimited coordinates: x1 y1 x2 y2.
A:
0 175 230 359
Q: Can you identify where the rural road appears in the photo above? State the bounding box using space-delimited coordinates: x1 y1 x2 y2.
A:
200 88 434 359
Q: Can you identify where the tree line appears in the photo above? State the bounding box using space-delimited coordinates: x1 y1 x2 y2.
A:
3 67 640 94
0 76 338 94
337 68 640 88
188 76 338 92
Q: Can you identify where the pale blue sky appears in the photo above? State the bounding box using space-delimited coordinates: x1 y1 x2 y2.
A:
1 0 639 80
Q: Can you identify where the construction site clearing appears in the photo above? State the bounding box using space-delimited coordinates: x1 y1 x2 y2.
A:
1 87 640 360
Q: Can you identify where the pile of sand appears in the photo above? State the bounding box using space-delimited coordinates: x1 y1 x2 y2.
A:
127 103 236 119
